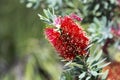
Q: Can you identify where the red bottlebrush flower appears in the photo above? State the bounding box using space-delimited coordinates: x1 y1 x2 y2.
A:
103 62 120 80
45 16 89 60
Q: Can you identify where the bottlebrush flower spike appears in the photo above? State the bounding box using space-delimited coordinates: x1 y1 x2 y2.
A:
45 16 89 60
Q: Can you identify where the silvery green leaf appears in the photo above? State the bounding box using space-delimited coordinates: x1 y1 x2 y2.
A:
110 0 115 4
70 63 83 68
38 14 50 23
96 12 101 16
93 18 101 27
47 0 56 7
101 17 107 26
94 50 102 61
47 0 63 7
88 50 102 67
94 4 100 11
26 2 33 8
86 76 91 80
67 2 74 8
98 62 111 69
60 76 66 80
108 33 113 38
103 2 108 9
90 70 98 77
79 72 86 80
88 23 96 33
38 8 57 24
64 61 72 67
108 21 113 27
43 9 53 20
92 45 100 56
91 58 107 67
93 17 100 23
97 37 103 43
86 56 91 63
33 0 41 9
82 0 87 3
60 71 73 80
43 9 50 19
101 70 109 80
85 43 93 50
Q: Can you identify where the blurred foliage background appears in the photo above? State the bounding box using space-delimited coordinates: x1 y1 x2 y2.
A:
0 0 62 80
0 0 120 80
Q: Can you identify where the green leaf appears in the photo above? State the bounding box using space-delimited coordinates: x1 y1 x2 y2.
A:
103 2 108 9
91 58 107 67
79 72 86 80
96 12 101 16
64 61 72 67
98 62 111 69
47 9 54 19
101 17 107 26
70 62 83 69
101 70 109 80
86 76 91 80
94 50 102 61
38 14 50 23
110 0 115 4
38 8 57 25
94 4 100 11
93 17 101 27
88 23 96 33
90 70 98 77
43 9 55 21
60 71 73 80
85 43 94 50
43 9 50 19
67 2 74 8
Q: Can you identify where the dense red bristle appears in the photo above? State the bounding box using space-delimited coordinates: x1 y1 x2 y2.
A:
45 16 89 60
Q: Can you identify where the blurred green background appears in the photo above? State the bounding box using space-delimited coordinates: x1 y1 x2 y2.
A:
1 0 120 80
0 0 61 80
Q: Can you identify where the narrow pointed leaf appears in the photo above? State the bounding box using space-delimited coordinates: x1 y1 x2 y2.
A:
94 50 102 61
43 9 49 18
91 58 107 67
64 61 72 67
86 76 91 80
98 62 111 69
101 70 109 80
90 70 98 77
79 72 86 80
70 63 83 68
38 14 50 23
